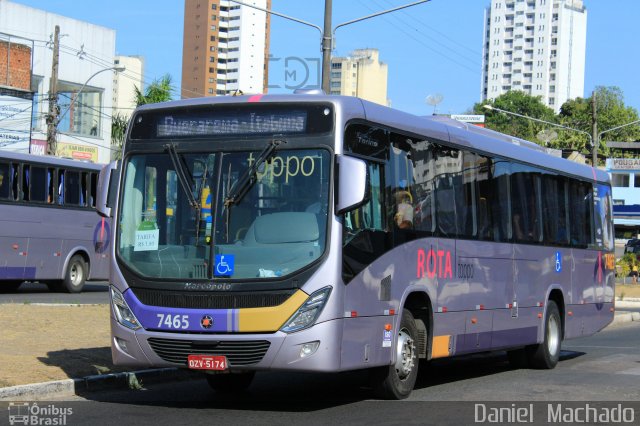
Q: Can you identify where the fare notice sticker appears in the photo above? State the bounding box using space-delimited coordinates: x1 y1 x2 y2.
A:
135 221 159 251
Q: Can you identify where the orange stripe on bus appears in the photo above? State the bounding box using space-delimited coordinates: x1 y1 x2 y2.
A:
431 335 451 359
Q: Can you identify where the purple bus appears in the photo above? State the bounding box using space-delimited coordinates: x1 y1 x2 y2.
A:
98 94 614 399
0 151 110 293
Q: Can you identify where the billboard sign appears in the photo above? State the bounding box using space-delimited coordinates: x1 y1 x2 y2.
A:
0 94 32 151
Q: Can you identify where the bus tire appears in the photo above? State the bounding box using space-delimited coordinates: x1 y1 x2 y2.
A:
63 255 87 293
526 300 562 369
0 281 22 293
205 372 255 393
370 309 419 400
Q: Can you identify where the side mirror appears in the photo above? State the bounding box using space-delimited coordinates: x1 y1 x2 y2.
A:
336 155 369 214
97 161 119 218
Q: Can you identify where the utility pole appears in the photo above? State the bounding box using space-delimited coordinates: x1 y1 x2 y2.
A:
46 25 60 156
321 0 332 94
591 90 598 166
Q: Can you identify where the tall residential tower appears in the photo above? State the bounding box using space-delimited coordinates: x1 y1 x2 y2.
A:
481 0 587 112
181 0 270 99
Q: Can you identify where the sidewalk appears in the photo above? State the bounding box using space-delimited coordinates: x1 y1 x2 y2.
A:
0 304 122 388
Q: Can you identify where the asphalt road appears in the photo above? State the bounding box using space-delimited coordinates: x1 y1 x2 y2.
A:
34 321 640 426
0 281 109 304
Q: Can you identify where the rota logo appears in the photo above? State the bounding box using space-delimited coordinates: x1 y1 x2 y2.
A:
416 248 453 279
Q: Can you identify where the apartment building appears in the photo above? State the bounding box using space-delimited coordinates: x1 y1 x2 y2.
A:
181 0 270 98
481 0 587 112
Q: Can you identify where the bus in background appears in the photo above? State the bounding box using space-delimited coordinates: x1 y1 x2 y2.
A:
98 94 614 399
0 151 110 293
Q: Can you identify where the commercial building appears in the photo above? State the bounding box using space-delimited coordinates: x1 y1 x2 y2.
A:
606 157 640 241
0 0 117 163
330 48 389 107
481 0 587 112
181 0 271 98
112 55 144 119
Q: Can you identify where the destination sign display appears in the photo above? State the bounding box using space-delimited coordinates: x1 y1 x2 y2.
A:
157 111 308 137
130 104 333 140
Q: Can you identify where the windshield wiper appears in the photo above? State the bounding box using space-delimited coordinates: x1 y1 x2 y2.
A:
164 143 202 241
224 139 285 208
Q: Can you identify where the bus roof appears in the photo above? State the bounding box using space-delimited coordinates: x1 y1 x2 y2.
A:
133 94 610 184
0 149 103 171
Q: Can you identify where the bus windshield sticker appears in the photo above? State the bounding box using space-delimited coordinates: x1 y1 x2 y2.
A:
215 254 235 276
135 221 159 252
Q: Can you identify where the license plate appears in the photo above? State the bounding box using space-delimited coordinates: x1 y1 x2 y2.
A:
187 355 228 371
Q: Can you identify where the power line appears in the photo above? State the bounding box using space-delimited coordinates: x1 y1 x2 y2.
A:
356 0 478 74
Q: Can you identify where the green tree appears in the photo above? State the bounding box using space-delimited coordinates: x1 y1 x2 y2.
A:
473 91 557 145
559 86 640 157
134 74 173 106
110 113 129 160
111 74 174 160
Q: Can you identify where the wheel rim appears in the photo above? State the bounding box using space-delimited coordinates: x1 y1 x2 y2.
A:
547 315 560 357
70 262 83 286
394 328 416 380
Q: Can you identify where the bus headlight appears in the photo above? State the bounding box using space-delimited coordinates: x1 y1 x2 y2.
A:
281 287 332 333
110 286 141 330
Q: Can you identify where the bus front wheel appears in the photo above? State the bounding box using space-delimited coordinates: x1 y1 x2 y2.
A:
205 371 255 393
526 300 562 369
370 309 419 400
62 255 87 293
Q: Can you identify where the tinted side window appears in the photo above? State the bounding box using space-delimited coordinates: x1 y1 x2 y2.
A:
541 174 569 245
569 180 593 247
64 171 81 206
594 184 613 251
30 166 48 203
0 163 10 199
21 164 30 201
511 164 542 243
433 145 466 238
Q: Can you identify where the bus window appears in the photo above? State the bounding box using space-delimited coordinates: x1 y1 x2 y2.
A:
64 170 81 206
0 162 10 199
569 181 593 247
433 145 465 238
511 164 542 243
21 164 30 201
89 173 97 208
541 174 569 245
30 166 48 203
594 184 613 251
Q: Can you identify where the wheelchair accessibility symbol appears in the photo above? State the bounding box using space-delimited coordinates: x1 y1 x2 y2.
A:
555 251 562 273
215 255 235 276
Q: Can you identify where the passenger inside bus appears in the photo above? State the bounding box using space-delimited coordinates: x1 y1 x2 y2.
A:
394 188 413 229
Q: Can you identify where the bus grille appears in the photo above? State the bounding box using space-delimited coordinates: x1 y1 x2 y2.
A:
131 288 295 309
147 338 271 366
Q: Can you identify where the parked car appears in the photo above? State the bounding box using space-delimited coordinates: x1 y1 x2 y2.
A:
624 238 640 253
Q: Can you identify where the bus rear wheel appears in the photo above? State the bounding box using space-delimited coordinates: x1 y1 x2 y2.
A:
370 309 419 400
526 300 562 369
205 372 255 393
62 255 87 293
0 281 22 293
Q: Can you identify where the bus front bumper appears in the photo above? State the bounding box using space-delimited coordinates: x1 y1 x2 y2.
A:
111 315 345 372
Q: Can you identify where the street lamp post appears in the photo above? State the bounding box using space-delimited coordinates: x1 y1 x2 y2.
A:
483 104 594 161
47 65 125 156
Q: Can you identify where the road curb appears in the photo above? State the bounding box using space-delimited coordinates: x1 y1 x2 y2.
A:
0 368 198 401
612 312 637 325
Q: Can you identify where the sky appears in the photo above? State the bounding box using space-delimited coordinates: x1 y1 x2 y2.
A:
10 0 640 116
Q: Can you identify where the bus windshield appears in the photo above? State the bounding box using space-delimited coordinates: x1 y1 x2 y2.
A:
117 148 330 280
